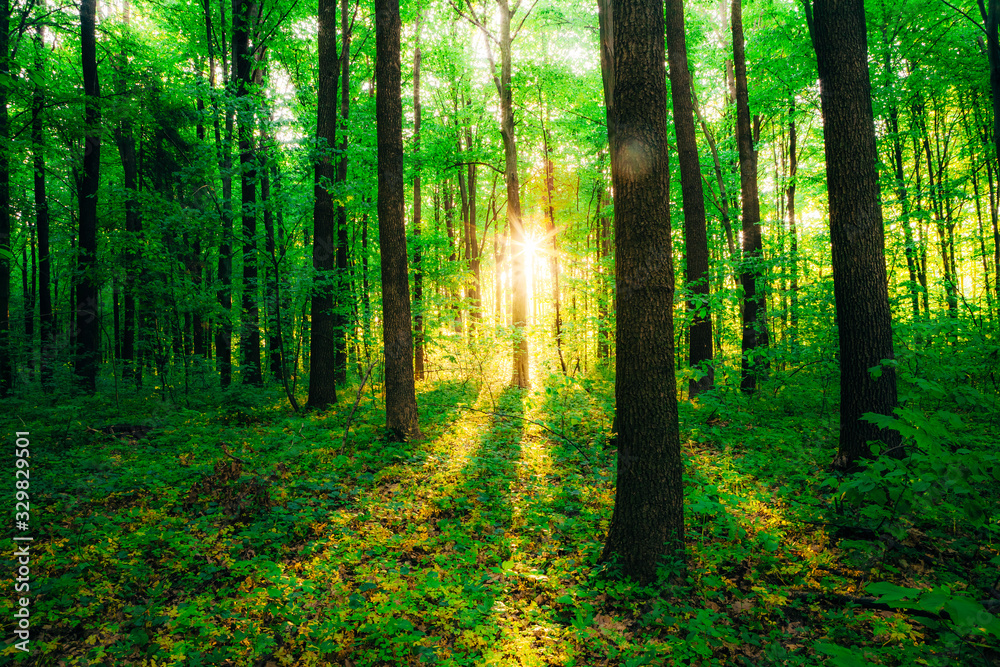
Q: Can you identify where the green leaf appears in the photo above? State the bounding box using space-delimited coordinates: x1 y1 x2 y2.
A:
813 642 870 666
865 582 919 603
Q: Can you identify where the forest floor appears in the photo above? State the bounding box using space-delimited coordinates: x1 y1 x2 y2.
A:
2 336 1000 666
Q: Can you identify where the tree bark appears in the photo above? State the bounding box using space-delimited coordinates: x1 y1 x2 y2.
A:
376 0 420 439
808 0 901 469
732 0 767 394
496 0 529 388
541 107 565 375
787 98 800 335
235 0 262 386
308 0 340 408
413 13 425 381
599 0 684 583
666 0 713 398
76 0 101 393
0 0 10 396
32 19 53 389
334 0 352 383
207 0 234 387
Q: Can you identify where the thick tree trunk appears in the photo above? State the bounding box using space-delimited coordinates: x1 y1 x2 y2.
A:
808 0 901 469
376 0 420 439
732 0 767 394
980 0 1000 179
76 0 101 393
308 0 340 408
666 0 713 398
598 0 684 583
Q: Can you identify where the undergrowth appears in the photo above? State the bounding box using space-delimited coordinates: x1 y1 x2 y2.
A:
2 328 999 666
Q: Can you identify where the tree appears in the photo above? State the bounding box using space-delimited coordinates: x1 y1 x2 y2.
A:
665 0 713 398
206 0 234 388
75 0 101 393
732 0 768 394
0 0 11 396
452 0 533 387
413 10 425 381
32 16 52 389
308 0 340 409
333 0 352 384
235 0 263 386
376 0 420 439
599 0 684 583
498 0 529 388
804 0 901 468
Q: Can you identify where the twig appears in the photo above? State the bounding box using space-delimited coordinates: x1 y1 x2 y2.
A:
220 443 248 465
341 360 377 455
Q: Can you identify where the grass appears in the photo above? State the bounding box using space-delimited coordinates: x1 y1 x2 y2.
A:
2 330 999 666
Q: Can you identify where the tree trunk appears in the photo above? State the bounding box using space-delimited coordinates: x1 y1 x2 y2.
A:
413 14 425 381
261 125 280 378
807 0 901 469
376 0 420 439
207 0 233 387
599 0 684 583
32 19 53 389
308 0 340 408
496 0 529 388
0 0 10 396
235 0 262 386
541 111 565 375
732 0 767 394
980 0 1000 181
787 98 800 335
666 0 713 397
334 0 351 383
76 0 101 393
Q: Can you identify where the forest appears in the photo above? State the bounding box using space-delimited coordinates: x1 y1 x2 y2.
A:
1 0 999 663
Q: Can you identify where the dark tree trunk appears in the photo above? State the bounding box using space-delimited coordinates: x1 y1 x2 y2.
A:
375 0 420 439
413 17 425 381
235 0 262 386
206 0 233 387
889 104 920 327
76 0 101 393
598 0 684 584
807 0 901 469
732 0 767 394
333 0 351 384
0 0 10 396
32 20 53 389
261 127 280 378
787 98 800 334
116 0 140 384
980 0 1000 179
541 116 565 375
466 125 482 329
308 0 340 408
666 0 713 398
